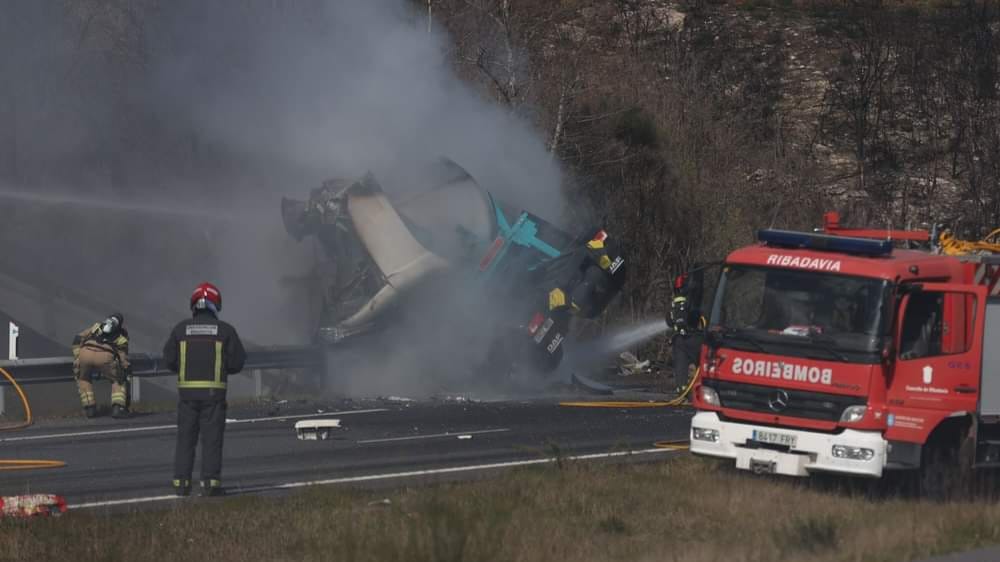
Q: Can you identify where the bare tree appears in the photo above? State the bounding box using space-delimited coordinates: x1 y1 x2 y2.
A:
824 3 900 196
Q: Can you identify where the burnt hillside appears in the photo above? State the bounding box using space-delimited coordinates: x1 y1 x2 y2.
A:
430 0 1000 323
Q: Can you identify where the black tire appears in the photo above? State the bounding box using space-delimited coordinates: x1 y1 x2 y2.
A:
919 444 953 501
919 434 974 501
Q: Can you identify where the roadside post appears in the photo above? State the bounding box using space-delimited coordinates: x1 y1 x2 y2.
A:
2 322 18 416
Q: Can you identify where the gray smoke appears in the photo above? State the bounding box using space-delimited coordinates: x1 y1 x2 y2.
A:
0 0 565 382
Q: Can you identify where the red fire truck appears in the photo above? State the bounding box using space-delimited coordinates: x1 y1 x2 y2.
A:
688 212 1000 494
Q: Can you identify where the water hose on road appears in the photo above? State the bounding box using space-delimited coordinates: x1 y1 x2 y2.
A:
0 366 34 431
559 368 699 451
559 367 699 409
652 440 689 451
0 366 67 471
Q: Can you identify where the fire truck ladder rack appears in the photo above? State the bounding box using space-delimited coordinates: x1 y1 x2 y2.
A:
823 211 1000 257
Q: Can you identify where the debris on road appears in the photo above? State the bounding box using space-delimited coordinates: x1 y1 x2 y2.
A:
433 393 480 404
616 351 651 377
295 419 342 441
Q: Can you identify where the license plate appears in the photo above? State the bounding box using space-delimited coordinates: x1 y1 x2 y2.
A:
752 429 797 448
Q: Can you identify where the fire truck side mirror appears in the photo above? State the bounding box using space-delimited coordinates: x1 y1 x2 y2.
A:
880 340 895 364
894 292 914 360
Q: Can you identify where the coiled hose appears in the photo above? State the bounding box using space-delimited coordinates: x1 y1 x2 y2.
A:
0 367 66 471
938 228 1000 256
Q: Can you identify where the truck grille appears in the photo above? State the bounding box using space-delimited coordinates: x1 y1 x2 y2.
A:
703 379 865 422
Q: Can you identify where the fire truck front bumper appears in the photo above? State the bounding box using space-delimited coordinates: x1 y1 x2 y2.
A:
688 412 888 478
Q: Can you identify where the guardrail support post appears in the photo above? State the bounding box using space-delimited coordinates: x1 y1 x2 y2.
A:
131 376 141 404
3 322 18 417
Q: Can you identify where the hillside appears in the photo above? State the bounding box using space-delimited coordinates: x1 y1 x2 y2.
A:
431 0 1000 326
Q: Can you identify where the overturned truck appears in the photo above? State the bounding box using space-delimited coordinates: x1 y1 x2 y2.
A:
281 159 626 375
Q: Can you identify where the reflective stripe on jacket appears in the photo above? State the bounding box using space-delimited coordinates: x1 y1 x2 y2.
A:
163 310 246 401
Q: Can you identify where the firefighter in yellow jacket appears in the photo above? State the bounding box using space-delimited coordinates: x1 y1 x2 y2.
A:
72 313 130 419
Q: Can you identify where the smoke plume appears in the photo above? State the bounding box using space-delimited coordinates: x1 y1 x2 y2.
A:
0 0 565 396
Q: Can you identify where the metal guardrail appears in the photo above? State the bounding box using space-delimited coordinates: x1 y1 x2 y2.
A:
0 346 325 386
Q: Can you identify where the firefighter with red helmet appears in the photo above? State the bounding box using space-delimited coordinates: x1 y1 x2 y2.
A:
72 313 130 419
163 283 246 497
669 271 705 394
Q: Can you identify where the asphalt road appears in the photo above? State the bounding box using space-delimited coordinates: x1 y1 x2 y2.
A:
0 395 693 509
4 395 999 561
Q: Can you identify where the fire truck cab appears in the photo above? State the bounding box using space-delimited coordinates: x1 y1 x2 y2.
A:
689 213 1000 491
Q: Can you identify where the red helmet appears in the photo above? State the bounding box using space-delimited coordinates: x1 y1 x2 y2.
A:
190 282 222 312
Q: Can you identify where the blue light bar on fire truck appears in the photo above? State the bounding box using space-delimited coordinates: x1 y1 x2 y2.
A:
757 229 893 256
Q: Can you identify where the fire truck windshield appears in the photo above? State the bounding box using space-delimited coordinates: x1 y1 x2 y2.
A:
709 265 892 363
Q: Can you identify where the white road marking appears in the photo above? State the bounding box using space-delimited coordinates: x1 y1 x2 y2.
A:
0 409 388 443
0 424 178 443
356 428 510 444
229 409 389 425
68 448 677 509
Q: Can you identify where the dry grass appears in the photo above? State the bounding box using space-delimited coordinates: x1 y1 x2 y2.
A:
2 457 1000 562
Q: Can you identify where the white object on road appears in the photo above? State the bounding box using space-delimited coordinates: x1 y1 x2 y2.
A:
295 419 342 441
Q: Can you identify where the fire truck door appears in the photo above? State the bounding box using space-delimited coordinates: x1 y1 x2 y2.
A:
891 284 987 415
980 299 1000 416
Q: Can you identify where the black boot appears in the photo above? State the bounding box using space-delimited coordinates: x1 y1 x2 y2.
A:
172 479 191 497
84 405 97 418
200 480 224 497
111 404 129 419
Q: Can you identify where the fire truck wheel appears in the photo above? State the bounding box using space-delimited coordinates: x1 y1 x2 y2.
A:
919 433 975 501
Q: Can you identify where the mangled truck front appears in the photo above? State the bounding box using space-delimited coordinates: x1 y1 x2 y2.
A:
282 159 626 375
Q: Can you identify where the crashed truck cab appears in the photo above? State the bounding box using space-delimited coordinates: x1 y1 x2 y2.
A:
282 161 494 343
281 158 626 373
689 224 997 479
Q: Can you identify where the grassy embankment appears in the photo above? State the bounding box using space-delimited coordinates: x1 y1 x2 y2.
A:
3 456 1000 562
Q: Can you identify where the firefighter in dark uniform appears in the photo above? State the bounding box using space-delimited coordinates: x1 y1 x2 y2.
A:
668 274 705 394
163 282 246 497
